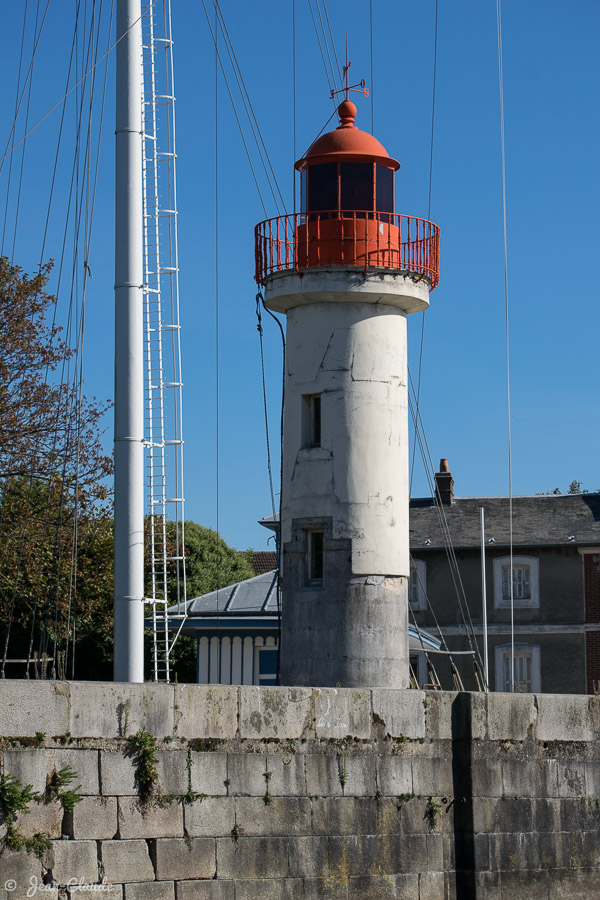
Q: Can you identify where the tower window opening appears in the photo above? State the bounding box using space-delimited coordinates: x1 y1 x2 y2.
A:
308 163 337 214
307 530 324 585
376 165 394 215
302 393 322 448
340 162 373 216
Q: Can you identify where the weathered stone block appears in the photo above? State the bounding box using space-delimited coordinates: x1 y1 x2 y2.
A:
176 883 234 900
189 752 228 796
426 833 444 872
471 758 503 797
46 839 98 885
305 753 376 797
311 797 378 836
376 755 412 797
487 692 536 741
234 880 305 900
3 749 48 793
411 757 453 798
303 876 357 899
534 798 561 833
0 681 69 738
557 760 587 798
536 694 593 743
226 753 267 797
326 834 360 877
500 869 549 898
495 797 533 833
216 836 289 879
418 871 446 900
314 689 371 739
46 749 100 795
548 868 600 899
234 797 311 836
70 682 174 738
288 835 328 877
101 839 155 883
471 797 497 833
502 758 557 799
0 847 43 896
69 796 117 840
265 753 306 796
152 837 215 881
239 686 313 739
124 883 175 900
184 797 235 837
156 750 189 795
400 797 429 834
173 684 238 739
117 796 183 839
371 689 425 739
100 750 138 796
424 691 457 741
584 760 600 797
15 799 63 839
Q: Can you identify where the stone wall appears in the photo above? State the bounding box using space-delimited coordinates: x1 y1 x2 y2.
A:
0 682 599 899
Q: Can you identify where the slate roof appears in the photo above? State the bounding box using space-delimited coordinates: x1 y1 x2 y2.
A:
260 494 600 552
170 570 278 618
409 493 600 550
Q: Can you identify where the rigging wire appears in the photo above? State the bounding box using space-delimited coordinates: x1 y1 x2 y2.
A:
407 373 486 680
11 0 42 263
313 0 338 92
409 0 439 496
496 0 515 690
292 0 296 212
212 0 287 215
307 0 336 105
369 0 374 134
1 0 29 257
321 0 343 88
0 0 51 180
200 0 267 218
0 0 158 171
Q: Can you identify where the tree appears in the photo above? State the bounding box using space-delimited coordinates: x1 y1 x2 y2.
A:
0 259 113 679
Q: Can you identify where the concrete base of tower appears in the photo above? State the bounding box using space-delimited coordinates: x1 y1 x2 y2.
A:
278 573 409 688
264 267 430 314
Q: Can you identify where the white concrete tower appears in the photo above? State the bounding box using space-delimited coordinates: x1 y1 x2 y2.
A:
255 91 440 688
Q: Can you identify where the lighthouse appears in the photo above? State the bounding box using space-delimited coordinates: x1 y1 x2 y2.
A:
255 76 440 688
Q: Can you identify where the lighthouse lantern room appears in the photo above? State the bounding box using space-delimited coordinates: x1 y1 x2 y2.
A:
255 73 440 689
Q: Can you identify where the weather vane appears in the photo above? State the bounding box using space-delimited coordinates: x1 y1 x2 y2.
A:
330 34 369 102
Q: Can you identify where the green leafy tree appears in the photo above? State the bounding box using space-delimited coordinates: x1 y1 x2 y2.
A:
0 259 112 679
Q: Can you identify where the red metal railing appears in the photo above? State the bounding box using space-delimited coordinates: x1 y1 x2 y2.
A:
254 211 440 289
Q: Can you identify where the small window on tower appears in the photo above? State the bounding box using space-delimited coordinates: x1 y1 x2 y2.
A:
307 530 324 585
302 394 322 448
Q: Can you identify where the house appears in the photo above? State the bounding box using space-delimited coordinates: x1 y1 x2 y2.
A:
168 463 600 693
408 462 600 694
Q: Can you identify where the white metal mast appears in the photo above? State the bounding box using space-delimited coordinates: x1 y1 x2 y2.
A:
141 0 187 681
114 0 145 683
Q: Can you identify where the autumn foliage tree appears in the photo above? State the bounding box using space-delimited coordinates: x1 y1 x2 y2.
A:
0 258 113 679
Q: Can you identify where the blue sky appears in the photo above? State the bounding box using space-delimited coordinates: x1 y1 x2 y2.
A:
0 0 598 552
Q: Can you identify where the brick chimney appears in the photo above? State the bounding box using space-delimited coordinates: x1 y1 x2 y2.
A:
435 458 454 505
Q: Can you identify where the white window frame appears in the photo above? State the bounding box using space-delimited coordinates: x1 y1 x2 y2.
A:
493 555 539 608
408 559 427 611
494 642 541 693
